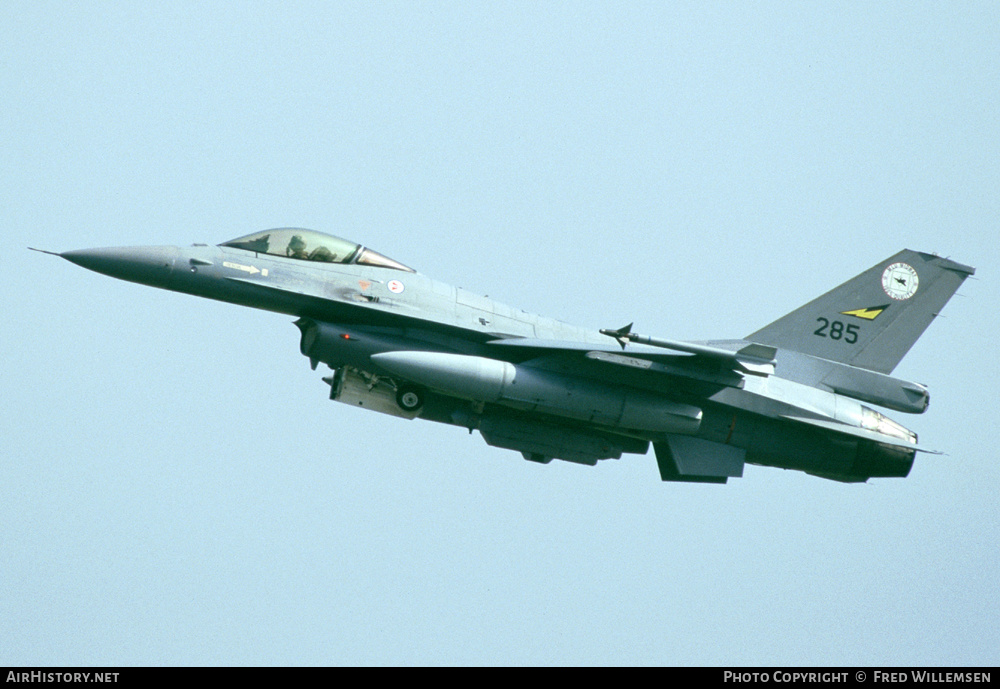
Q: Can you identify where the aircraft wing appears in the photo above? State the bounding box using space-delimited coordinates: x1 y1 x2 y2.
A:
486 336 775 389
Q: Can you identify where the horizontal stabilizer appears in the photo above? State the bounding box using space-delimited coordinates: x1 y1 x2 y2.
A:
820 365 930 414
653 436 746 484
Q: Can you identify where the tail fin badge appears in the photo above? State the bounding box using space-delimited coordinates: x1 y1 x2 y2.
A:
881 263 919 300
840 304 890 320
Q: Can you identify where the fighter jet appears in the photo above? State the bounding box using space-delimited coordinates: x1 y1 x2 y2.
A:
36 229 974 483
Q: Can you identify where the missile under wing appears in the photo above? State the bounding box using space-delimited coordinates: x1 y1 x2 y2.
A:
38 230 975 484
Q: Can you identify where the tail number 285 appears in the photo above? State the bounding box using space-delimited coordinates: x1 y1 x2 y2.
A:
814 318 859 344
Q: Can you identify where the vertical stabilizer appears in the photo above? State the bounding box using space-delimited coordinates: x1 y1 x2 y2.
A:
746 250 974 374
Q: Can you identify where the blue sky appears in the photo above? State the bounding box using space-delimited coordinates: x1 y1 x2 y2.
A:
2 2 997 665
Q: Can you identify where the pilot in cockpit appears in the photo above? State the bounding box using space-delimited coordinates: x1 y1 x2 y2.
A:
287 234 309 259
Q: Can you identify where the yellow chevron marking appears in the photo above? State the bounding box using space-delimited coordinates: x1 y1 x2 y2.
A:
840 306 885 320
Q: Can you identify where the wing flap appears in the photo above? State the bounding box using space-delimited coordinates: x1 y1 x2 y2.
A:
584 351 745 388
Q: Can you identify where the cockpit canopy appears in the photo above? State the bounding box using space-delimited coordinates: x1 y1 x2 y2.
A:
220 228 414 272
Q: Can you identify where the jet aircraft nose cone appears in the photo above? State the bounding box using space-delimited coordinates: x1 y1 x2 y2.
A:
61 246 179 288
